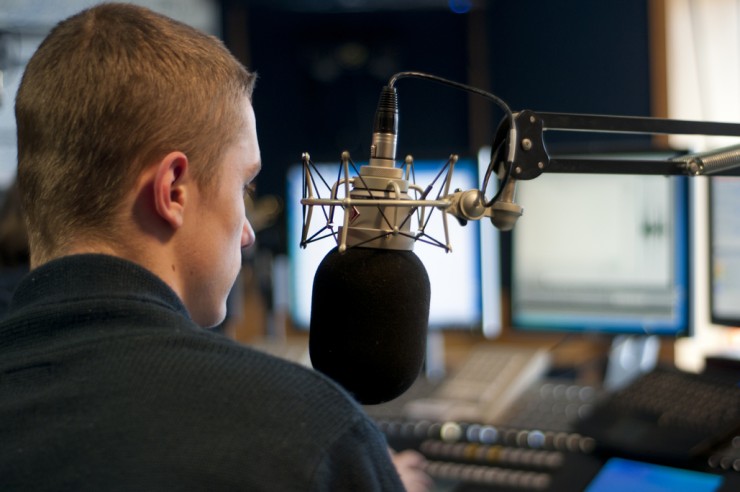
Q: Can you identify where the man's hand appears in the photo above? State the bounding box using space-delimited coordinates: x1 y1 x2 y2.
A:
389 448 433 492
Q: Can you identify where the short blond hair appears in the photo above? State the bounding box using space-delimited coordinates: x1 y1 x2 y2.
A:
15 3 256 264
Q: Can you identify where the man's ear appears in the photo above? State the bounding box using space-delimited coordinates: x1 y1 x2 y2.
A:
153 151 190 229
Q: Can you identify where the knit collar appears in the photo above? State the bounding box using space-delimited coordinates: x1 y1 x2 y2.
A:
7 254 190 320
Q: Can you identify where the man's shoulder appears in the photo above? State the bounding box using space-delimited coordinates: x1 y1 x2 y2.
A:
136 332 386 462
128 330 366 420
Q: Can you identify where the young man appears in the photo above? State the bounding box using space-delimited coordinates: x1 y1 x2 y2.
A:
1 4 429 490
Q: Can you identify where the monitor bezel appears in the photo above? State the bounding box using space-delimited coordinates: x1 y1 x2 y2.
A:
708 176 740 328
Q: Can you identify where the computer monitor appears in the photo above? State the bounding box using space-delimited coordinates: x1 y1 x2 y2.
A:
708 176 740 327
508 150 691 389
286 154 501 338
509 153 691 338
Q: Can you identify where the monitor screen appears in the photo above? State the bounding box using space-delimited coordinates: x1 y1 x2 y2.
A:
584 457 723 492
709 177 740 327
286 155 501 337
509 158 690 336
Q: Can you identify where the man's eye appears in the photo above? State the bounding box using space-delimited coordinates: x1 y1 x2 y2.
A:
243 183 257 199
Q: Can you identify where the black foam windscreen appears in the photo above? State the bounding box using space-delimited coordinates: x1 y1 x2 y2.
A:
309 246 431 404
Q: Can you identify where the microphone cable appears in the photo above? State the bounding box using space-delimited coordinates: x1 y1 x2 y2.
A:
386 71 517 208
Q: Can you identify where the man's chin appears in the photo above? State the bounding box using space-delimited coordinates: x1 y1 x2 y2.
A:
193 304 228 330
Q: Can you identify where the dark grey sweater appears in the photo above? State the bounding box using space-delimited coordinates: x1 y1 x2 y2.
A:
0 254 404 491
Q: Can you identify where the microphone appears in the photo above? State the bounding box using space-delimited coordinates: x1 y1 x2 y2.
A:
308 86 432 405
